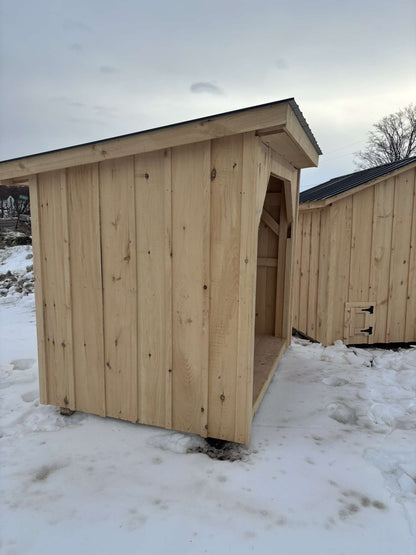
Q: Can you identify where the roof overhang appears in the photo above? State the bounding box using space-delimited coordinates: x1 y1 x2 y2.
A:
299 160 416 211
0 99 320 184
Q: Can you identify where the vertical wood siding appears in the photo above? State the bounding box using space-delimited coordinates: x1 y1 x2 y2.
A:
208 135 243 440
34 133 296 444
306 210 321 339
38 171 74 409
67 164 106 416
28 177 48 405
135 149 172 429
171 141 211 437
370 178 394 342
405 173 416 341
386 170 415 342
234 132 261 443
294 166 416 345
100 157 138 421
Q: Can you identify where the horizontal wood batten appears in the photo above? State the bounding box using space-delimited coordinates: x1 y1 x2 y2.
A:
257 257 278 267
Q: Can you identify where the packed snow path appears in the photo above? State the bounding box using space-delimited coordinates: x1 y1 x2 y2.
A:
0 246 415 554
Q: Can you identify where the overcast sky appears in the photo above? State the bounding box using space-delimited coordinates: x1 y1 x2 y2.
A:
0 0 415 190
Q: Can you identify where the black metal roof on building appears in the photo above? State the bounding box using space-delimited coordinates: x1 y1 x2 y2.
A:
300 156 416 204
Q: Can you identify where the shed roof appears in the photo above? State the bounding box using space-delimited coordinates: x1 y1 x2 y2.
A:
0 98 321 183
300 156 416 204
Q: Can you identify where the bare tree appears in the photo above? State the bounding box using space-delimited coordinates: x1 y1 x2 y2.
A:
354 104 416 169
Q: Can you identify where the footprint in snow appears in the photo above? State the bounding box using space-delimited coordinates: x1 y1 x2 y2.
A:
323 376 349 387
327 403 357 425
11 359 36 371
21 390 38 403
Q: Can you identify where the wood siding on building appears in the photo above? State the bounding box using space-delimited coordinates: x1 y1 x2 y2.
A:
28 134 302 444
293 165 416 345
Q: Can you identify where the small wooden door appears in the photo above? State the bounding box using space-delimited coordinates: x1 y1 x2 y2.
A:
344 302 376 344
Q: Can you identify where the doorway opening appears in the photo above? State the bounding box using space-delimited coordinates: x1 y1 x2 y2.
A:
253 174 291 413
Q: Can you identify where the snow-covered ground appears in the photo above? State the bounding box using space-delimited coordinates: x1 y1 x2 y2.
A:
0 244 415 555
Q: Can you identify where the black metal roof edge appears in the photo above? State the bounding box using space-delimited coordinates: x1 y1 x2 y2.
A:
288 99 322 156
300 156 416 203
0 97 321 165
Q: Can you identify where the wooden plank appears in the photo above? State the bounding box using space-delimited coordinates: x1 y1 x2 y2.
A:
264 192 281 206
255 140 272 227
264 125 318 168
386 170 414 342
284 180 294 224
256 140 277 337
270 149 298 184
285 103 320 167
28 176 48 405
255 124 285 137
297 210 311 334
135 149 172 429
291 212 302 331
261 209 280 236
405 169 416 341
282 237 293 343
328 197 353 343
257 257 278 267
275 193 288 337
265 220 278 334
265 266 278 333
60 171 75 409
306 209 321 339
100 156 138 422
235 132 258 444
289 170 301 338
208 135 243 440
38 170 74 408
171 141 210 437
252 335 285 414
370 178 394 343
349 187 374 303
0 102 291 180
67 164 106 416
316 208 331 345
255 222 269 334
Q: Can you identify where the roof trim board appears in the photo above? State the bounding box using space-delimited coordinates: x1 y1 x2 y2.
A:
0 99 321 182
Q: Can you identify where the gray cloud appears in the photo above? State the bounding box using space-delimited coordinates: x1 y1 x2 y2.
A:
63 19 91 32
275 58 288 70
69 43 83 51
190 82 223 95
99 65 118 74
50 96 85 108
93 105 117 117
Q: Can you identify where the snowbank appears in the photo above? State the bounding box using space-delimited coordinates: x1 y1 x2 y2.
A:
0 246 415 555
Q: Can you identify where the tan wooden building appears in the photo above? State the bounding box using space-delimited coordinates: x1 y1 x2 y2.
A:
293 157 416 346
0 99 321 444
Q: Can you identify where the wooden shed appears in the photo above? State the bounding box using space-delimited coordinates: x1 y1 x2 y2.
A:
0 99 320 444
293 157 416 346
